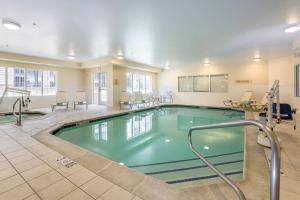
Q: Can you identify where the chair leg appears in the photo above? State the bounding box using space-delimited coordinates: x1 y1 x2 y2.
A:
66 102 69 110
51 105 55 112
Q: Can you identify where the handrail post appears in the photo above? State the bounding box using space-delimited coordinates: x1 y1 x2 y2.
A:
188 120 280 200
12 98 22 126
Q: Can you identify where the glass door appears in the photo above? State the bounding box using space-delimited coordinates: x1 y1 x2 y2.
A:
93 72 108 105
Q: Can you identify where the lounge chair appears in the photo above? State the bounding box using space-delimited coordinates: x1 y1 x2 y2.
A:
223 91 253 108
142 93 151 107
119 92 134 109
51 91 69 111
74 91 88 110
242 92 268 112
272 103 297 130
134 92 145 108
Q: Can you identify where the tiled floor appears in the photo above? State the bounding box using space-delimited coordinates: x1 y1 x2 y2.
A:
0 105 299 200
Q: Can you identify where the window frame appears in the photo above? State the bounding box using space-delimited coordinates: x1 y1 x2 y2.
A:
0 66 57 97
126 72 152 94
178 74 229 93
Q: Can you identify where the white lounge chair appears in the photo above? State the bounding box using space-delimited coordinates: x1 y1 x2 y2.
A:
51 91 69 111
119 92 134 109
74 91 88 110
134 92 145 108
242 92 268 112
223 91 253 108
159 92 173 104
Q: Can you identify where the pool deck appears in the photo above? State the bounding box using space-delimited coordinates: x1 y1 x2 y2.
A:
0 105 299 200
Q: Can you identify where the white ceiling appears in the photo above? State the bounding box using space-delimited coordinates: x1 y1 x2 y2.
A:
0 0 300 68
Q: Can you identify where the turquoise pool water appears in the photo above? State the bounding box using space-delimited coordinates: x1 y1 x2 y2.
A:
54 106 245 187
0 113 44 123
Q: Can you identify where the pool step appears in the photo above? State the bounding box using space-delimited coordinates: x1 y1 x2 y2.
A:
129 151 244 186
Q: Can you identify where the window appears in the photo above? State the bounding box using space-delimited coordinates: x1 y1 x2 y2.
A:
7 68 25 96
0 66 57 96
194 75 209 92
295 64 300 97
145 76 152 94
126 72 152 94
0 67 5 96
93 72 107 104
43 71 57 95
178 76 193 92
26 69 42 96
132 74 140 92
210 74 228 92
178 74 229 93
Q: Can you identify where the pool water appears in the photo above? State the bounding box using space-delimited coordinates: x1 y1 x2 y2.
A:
0 113 45 123
54 106 245 187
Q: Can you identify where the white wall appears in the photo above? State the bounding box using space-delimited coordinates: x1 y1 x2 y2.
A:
0 60 84 112
158 61 269 107
268 56 300 110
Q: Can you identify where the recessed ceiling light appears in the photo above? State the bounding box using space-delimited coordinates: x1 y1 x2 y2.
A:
284 25 300 33
203 59 210 66
116 55 124 60
164 61 170 69
204 145 210 150
116 53 124 60
165 139 170 143
253 57 262 62
2 19 21 30
68 55 76 60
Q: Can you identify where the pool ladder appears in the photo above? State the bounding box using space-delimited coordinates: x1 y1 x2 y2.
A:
12 98 22 126
188 120 280 200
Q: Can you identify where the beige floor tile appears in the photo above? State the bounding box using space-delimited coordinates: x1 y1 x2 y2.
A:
81 176 113 199
0 167 17 181
0 160 11 170
14 158 43 173
24 194 41 200
57 163 83 177
0 145 24 154
38 178 76 200
60 188 94 200
0 154 5 162
28 170 63 191
132 196 143 200
4 149 30 159
39 152 64 169
101 185 134 200
0 183 34 200
21 164 53 181
0 174 24 194
67 168 97 186
9 153 36 165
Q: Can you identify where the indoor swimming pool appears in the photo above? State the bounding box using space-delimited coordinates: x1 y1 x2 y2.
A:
53 106 245 187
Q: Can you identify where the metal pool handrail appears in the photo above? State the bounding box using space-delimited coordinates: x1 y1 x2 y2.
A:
188 120 280 200
12 98 22 126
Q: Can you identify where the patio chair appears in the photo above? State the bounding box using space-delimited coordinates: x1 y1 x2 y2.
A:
223 91 253 108
51 91 69 111
74 91 88 110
